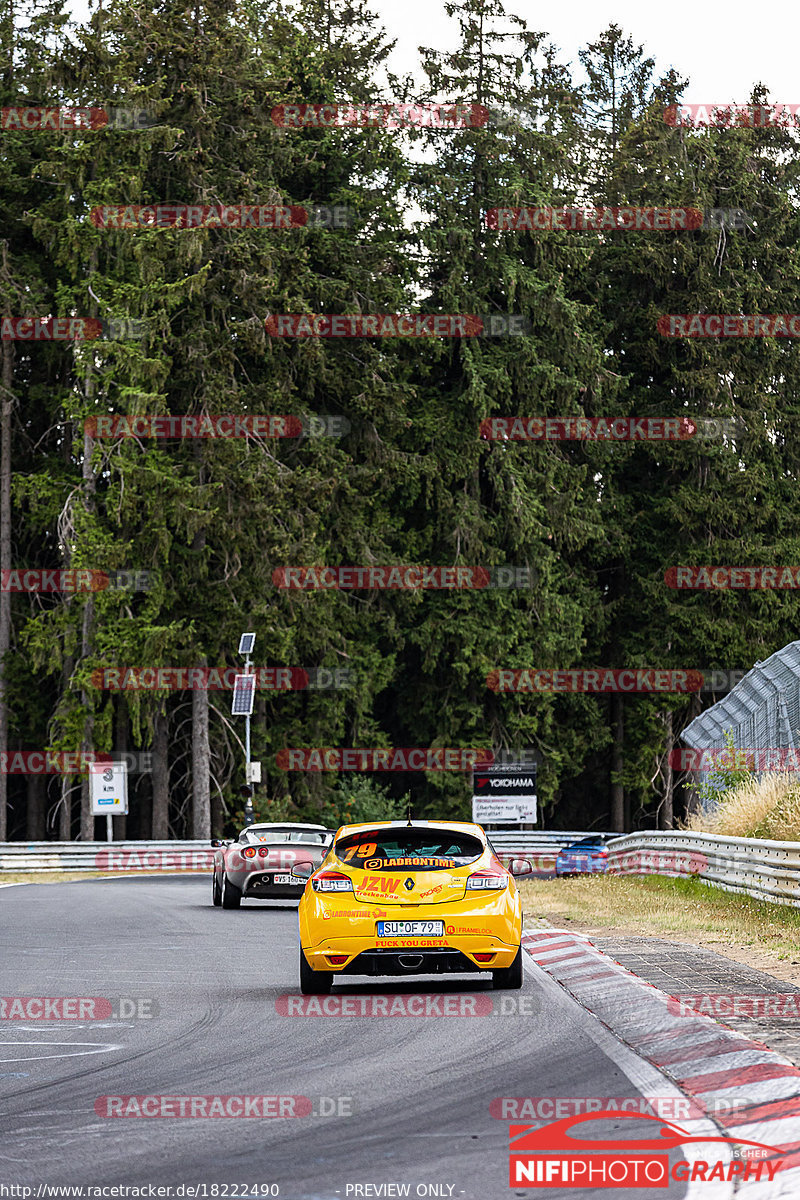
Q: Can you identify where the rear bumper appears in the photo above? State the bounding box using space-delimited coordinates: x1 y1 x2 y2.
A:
302 936 519 974
239 872 306 898
337 948 488 976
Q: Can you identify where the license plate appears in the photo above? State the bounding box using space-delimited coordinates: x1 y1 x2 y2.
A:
377 921 445 937
273 874 294 884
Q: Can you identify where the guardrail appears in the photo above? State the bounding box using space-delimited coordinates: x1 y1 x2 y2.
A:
607 830 800 908
0 842 216 873
6 831 800 909
0 832 612 874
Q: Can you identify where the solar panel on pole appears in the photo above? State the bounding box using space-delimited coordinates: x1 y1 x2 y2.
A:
238 632 256 656
232 673 255 716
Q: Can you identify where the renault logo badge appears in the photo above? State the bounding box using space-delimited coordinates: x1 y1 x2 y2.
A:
404 878 415 891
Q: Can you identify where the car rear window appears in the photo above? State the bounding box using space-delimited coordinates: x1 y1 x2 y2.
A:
243 828 328 845
334 828 484 870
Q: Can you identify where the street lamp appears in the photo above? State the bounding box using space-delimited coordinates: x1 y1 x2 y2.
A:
232 633 260 824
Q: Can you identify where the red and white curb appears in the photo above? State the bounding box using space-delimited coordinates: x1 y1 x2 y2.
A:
522 929 800 1196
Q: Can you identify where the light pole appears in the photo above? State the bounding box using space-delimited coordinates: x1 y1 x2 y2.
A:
232 632 258 825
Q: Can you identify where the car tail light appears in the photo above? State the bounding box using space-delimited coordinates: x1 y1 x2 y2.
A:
597 850 608 858
312 870 354 893
258 847 269 857
466 872 507 890
243 847 256 859
474 953 494 963
327 955 348 964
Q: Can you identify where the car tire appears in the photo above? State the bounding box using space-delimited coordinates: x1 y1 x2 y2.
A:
212 871 222 907
300 948 332 995
221 874 242 909
492 946 523 990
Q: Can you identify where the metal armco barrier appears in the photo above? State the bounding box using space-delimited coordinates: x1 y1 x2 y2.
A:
487 830 614 876
0 831 613 874
608 830 800 907
0 841 216 873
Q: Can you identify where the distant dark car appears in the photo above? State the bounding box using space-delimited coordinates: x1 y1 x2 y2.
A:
211 822 333 908
555 836 609 876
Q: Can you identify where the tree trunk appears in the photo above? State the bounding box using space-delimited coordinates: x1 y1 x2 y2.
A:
78 247 98 843
113 694 128 839
58 776 72 840
79 588 95 843
0 336 13 840
26 774 46 840
660 709 674 829
611 693 624 831
192 659 210 839
151 708 169 838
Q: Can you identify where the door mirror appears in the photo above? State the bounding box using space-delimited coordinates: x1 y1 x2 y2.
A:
291 861 314 880
509 858 533 877
210 838 224 848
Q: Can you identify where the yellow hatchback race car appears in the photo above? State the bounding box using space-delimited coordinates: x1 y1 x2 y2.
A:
294 819 532 994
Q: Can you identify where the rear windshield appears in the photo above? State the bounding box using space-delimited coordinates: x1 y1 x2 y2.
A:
335 828 484 870
242 827 329 845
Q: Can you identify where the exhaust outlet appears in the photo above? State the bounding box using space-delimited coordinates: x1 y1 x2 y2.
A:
398 954 424 970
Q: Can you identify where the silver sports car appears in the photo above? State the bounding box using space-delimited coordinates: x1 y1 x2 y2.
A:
211 822 332 907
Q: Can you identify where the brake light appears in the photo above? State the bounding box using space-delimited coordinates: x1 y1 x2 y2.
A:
474 953 494 963
312 870 354 893
466 872 507 890
597 850 608 858
327 955 348 964
243 847 256 859
258 847 269 857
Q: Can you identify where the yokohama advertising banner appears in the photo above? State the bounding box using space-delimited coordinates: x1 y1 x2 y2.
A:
472 763 537 824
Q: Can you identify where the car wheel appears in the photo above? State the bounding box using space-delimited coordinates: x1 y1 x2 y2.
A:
300 948 332 995
492 946 523 990
212 871 222 907
221 874 242 909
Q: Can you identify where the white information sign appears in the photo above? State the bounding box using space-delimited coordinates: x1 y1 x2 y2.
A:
90 762 129 815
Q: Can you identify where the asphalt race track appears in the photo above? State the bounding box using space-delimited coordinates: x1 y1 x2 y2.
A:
0 877 694 1198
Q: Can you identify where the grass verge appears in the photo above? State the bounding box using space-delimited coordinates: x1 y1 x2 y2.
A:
519 872 800 985
0 871 114 885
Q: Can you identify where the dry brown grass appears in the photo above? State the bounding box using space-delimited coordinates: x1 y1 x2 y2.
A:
683 772 800 840
0 871 112 886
